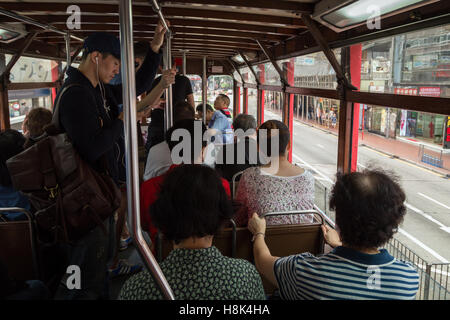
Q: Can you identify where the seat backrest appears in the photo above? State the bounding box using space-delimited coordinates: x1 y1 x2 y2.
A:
0 207 40 281
156 210 325 293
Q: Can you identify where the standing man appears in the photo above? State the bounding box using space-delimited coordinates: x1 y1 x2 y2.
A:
53 22 166 299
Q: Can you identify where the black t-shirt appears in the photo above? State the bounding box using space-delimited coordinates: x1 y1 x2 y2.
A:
152 74 193 106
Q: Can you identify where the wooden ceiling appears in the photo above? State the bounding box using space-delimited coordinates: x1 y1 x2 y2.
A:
0 0 448 67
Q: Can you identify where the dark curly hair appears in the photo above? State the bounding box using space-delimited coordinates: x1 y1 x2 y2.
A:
150 164 234 244
329 169 406 249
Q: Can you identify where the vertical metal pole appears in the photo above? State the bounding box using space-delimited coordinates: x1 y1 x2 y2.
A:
65 33 71 69
119 0 174 300
202 56 207 125
164 32 173 134
182 51 187 76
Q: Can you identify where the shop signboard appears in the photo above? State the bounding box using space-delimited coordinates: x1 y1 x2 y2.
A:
419 87 441 97
394 87 418 95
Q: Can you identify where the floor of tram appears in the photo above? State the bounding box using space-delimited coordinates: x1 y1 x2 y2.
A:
108 231 150 300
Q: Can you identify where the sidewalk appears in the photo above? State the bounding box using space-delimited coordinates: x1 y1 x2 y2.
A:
295 116 450 177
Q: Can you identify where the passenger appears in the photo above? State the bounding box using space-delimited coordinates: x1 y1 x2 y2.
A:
248 169 420 300
214 114 263 183
208 94 233 144
22 107 52 148
195 103 214 125
142 101 195 181
234 120 314 226
140 119 231 248
0 129 30 221
151 64 195 108
120 164 265 300
53 23 166 299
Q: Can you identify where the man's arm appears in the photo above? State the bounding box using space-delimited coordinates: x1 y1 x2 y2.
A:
186 94 195 109
248 212 279 287
59 87 123 164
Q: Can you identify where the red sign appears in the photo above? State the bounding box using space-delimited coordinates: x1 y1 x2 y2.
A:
419 87 441 97
394 87 418 95
445 116 450 149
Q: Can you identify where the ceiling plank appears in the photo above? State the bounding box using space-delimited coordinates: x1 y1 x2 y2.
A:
158 0 313 13
0 2 305 27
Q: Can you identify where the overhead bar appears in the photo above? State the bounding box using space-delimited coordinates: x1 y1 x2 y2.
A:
255 39 288 87
238 51 260 86
0 8 83 42
119 0 175 300
150 0 171 34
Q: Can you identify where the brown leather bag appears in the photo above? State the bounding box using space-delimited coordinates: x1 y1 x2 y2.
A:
6 85 121 243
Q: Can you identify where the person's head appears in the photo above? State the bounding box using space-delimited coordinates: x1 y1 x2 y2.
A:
233 114 256 132
173 101 195 123
150 164 233 244
196 103 214 123
166 119 207 164
0 129 25 186
134 41 150 72
80 32 121 84
257 120 290 158
214 94 230 110
330 169 406 250
23 108 52 138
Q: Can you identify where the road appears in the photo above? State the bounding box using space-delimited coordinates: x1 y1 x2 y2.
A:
261 107 450 264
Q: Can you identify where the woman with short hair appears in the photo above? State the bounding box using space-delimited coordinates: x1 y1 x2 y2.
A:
234 120 315 226
120 164 265 300
248 169 420 300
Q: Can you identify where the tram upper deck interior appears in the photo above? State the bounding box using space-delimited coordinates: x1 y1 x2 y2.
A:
0 0 449 301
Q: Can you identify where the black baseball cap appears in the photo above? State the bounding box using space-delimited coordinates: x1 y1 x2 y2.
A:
83 32 121 60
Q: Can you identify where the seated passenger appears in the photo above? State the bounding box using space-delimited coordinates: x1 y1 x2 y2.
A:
140 119 231 248
234 120 314 226
215 114 263 183
143 101 195 181
195 103 214 126
209 94 233 144
0 129 30 221
248 169 420 300
22 107 52 148
120 164 265 300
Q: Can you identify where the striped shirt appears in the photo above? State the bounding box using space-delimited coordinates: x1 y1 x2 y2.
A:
274 246 419 300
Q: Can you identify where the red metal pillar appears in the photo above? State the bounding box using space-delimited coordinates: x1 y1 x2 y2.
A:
350 44 362 172
243 87 248 114
283 59 295 163
258 64 265 126
233 80 240 117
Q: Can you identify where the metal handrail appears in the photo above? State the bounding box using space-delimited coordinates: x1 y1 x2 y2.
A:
262 209 324 225
0 8 83 42
0 207 40 279
231 170 244 200
150 0 171 34
119 0 174 300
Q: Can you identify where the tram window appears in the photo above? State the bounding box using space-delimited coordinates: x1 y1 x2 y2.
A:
207 75 234 112
187 74 202 106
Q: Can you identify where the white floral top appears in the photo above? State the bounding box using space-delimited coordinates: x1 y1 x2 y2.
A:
234 167 315 226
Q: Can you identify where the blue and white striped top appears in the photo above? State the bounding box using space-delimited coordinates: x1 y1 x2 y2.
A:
274 246 420 300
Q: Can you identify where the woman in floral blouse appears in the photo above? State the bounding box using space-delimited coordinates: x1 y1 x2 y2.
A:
234 120 315 227
119 164 265 300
